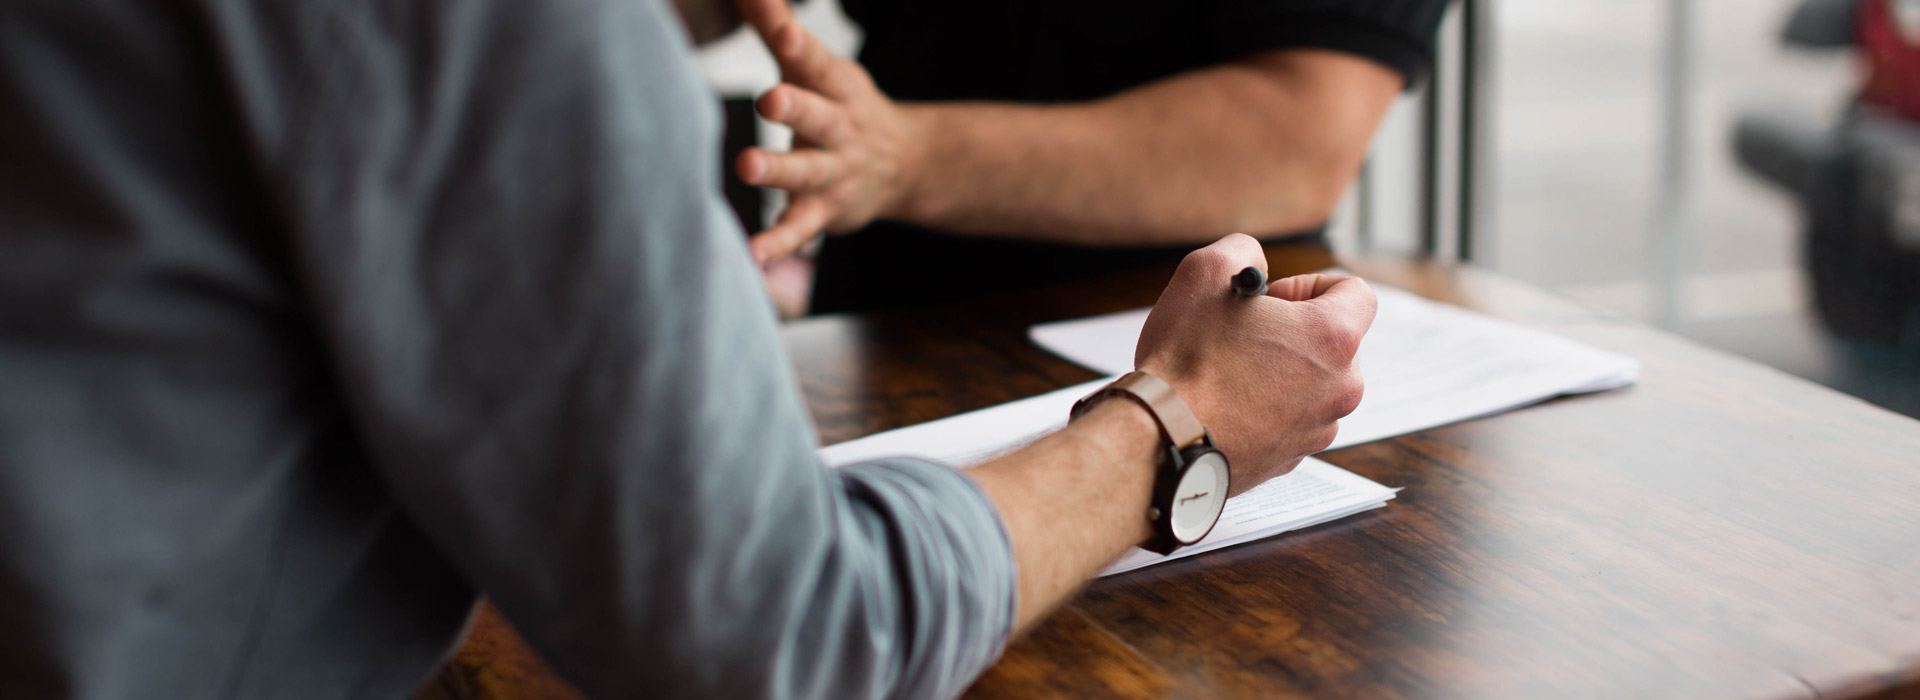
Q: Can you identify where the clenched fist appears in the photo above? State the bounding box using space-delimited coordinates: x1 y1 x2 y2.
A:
1135 234 1376 496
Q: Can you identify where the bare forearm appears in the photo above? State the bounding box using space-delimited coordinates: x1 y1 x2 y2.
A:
893 50 1400 246
966 400 1159 632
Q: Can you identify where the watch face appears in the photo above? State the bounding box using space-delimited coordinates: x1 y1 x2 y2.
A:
1169 451 1229 544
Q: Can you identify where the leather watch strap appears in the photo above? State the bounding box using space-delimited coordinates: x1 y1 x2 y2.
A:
1070 371 1207 450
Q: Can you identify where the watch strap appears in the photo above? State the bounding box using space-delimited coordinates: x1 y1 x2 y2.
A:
1070 371 1207 450
1072 371 1225 556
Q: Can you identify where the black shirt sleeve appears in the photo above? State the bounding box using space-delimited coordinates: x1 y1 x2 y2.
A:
1202 0 1454 88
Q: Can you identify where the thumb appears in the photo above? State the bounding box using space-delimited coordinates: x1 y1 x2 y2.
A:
1266 273 1348 302
1275 274 1378 333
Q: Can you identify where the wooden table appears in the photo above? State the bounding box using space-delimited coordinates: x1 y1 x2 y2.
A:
420 241 1920 699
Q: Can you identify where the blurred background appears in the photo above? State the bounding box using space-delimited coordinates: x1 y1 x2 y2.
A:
1479 0 1920 420
699 0 1920 420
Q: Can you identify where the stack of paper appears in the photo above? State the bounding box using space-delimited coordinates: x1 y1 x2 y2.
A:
1029 286 1640 451
819 383 1398 576
819 285 1638 576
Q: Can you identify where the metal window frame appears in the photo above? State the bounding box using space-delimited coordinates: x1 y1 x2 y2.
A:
1345 0 1492 262
1417 0 1495 263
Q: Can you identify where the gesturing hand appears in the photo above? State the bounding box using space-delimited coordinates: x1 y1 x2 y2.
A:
735 0 922 265
1135 234 1377 496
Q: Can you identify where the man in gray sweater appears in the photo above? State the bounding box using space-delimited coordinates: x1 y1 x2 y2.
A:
0 0 1375 697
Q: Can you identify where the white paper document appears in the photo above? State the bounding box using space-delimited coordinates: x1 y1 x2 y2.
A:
820 384 1399 576
1029 286 1641 450
817 285 1634 576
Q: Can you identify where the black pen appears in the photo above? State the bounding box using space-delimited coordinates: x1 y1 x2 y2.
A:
1232 266 1267 297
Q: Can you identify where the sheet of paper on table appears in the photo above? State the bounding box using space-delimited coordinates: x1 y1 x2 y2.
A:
819 381 1399 576
818 284 1637 576
1029 285 1641 451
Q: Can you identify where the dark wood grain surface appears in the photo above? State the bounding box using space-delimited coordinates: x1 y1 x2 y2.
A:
422 242 1920 699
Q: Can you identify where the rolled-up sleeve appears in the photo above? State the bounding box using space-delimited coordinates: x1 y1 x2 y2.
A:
1202 0 1452 88
253 0 1015 696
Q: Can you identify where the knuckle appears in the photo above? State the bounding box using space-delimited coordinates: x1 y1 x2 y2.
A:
819 156 841 186
1219 232 1262 262
1348 276 1378 304
1333 325 1365 358
758 157 786 183
796 157 829 188
1185 245 1241 276
784 91 812 121
1335 372 1365 417
1315 313 1364 358
1179 234 1263 280
1346 280 1381 326
1312 424 1339 453
1177 246 1230 278
1304 307 1350 349
784 162 812 188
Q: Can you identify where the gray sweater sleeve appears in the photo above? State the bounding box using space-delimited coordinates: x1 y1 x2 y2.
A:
251 0 1016 696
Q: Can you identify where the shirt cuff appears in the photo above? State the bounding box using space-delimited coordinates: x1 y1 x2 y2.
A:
835 457 1018 698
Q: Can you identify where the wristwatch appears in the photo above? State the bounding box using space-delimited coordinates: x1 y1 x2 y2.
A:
1070 371 1230 555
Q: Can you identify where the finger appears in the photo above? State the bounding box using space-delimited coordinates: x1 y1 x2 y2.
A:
738 148 839 191
750 197 833 264
739 0 859 98
767 21 866 98
760 254 815 319
736 0 797 46
1295 275 1380 338
1174 233 1266 287
1221 233 1268 278
1265 273 1346 302
757 84 851 147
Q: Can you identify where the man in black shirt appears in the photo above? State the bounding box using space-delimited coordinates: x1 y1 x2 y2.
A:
734 0 1450 313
